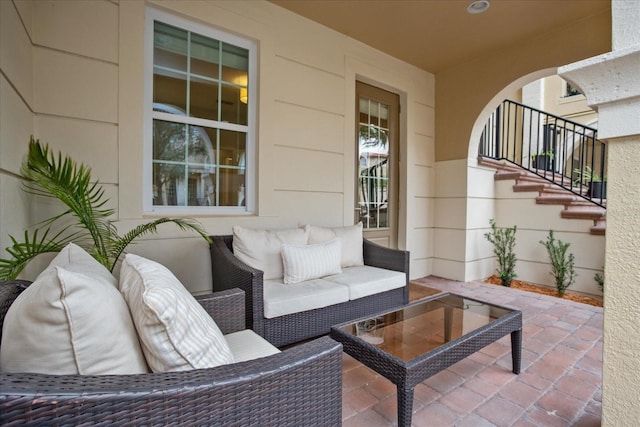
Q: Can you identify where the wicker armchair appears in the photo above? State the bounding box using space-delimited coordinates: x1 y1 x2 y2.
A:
210 235 410 347
0 281 343 426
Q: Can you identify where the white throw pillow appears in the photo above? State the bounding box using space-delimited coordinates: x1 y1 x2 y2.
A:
47 242 114 278
308 223 364 267
232 225 310 280
281 239 342 284
0 244 149 375
119 253 234 372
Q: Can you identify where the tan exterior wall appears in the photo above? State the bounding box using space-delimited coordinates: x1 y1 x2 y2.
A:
602 136 640 423
0 0 35 276
435 10 611 163
431 9 610 287
0 0 435 292
542 75 598 126
458 75 605 297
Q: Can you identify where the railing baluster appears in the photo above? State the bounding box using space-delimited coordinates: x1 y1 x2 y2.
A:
478 99 605 207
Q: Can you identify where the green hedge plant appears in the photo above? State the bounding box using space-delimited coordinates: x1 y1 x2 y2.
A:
594 270 604 292
484 219 517 287
539 230 576 297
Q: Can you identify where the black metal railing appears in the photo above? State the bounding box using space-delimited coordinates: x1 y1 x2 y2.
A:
479 99 607 207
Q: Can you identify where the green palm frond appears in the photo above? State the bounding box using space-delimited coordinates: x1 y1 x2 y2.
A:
21 138 117 260
0 228 72 280
1 137 211 279
108 218 211 272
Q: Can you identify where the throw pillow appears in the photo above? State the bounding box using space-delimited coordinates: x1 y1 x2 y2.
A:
119 253 234 372
308 222 364 267
232 225 310 279
46 242 112 278
281 239 342 284
0 243 149 375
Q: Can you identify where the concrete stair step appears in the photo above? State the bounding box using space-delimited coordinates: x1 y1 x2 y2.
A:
561 206 606 220
513 182 548 192
535 194 579 205
479 156 606 235
495 170 526 180
478 156 507 169
591 220 606 235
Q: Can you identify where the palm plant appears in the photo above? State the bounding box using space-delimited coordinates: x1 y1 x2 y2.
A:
0 137 210 280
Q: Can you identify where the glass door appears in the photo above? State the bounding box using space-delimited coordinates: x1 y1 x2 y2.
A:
356 82 399 248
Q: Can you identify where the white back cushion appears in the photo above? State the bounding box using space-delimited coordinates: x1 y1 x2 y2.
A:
232 225 309 280
281 239 342 284
119 253 234 372
0 243 149 375
308 223 364 267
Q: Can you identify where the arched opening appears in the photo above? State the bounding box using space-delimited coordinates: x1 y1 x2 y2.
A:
465 68 605 299
467 68 557 160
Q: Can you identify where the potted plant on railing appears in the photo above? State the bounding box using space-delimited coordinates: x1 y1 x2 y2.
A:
532 150 554 171
573 165 607 199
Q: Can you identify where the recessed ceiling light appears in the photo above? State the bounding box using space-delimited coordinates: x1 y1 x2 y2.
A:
467 0 490 14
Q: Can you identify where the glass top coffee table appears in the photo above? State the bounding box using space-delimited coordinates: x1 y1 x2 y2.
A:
330 292 522 427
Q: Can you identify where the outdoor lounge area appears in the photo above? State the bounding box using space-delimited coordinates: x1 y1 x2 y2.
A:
342 277 603 426
0 268 602 426
1 0 638 425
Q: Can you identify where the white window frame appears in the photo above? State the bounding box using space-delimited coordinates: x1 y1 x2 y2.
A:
143 8 257 214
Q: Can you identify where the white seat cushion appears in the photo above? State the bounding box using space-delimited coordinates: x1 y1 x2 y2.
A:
0 243 149 375
224 330 281 362
263 278 349 318
233 225 310 280
323 266 406 300
119 253 234 372
307 223 364 267
281 239 342 284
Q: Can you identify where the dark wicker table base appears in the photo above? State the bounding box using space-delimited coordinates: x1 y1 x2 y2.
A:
331 293 522 427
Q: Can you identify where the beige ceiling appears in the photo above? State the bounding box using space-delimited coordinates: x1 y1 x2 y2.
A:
269 0 611 74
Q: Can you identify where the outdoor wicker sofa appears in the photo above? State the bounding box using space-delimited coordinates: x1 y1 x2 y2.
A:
210 234 410 347
0 281 343 426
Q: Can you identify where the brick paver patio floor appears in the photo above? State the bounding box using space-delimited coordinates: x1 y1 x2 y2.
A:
341 276 603 426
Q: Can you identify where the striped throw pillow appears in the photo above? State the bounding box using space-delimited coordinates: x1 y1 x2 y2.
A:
119 254 234 372
281 238 342 284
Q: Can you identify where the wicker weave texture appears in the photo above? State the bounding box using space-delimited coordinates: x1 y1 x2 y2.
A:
330 294 522 427
0 281 343 426
209 235 410 347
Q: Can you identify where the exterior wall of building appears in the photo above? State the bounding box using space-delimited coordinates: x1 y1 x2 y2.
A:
560 0 640 419
0 0 36 275
458 76 605 297
541 75 598 126
0 0 435 292
432 8 611 288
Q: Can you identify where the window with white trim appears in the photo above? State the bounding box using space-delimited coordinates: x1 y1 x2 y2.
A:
145 10 255 213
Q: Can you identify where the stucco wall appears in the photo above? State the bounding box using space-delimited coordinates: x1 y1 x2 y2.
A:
0 0 435 292
431 9 611 284
541 75 598 125
435 10 611 163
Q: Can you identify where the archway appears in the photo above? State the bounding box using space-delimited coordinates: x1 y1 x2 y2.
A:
467 68 557 160
463 68 605 298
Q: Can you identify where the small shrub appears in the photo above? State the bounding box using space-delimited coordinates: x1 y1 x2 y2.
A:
594 271 604 292
539 230 576 297
484 219 517 287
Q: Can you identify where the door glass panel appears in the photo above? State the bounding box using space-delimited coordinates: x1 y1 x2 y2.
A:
358 98 390 229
